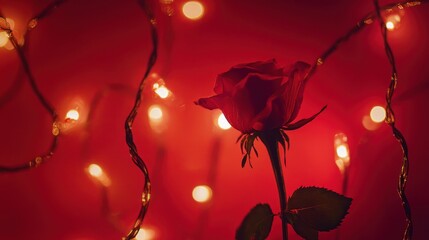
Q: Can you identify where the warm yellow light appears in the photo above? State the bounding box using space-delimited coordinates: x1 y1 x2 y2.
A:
192 185 212 203
66 109 80 121
87 163 111 187
0 18 15 48
386 21 395 30
335 159 345 175
135 228 155 240
182 1 204 20
154 85 170 99
88 164 103 178
334 133 350 175
336 145 349 159
385 14 401 31
217 113 231 130
148 105 163 120
0 32 8 47
370 106 386 123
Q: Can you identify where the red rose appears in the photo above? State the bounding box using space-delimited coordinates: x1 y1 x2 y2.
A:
196 59 318 133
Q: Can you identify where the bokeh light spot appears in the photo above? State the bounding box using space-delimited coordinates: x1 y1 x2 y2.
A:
182 1 204 20
217 113 231 130
0 31 8 47
148 105 163 120
88 164 103 178
192 185 212 203
154 85 170 99
336 145 349 159
135 228 155 240
370 106 386 123
66 109 80 121
386 21 395 30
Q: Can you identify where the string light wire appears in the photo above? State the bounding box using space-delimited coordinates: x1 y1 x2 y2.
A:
374 1 413 239
0 0 68 172
122 0 158 239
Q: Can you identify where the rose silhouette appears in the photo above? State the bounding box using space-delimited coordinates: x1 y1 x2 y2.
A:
196 59 323 133
196 59 342 240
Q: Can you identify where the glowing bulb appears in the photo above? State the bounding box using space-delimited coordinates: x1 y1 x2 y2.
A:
148 105 163 120
336 145 349 158
370 106 386 123
385 14 401 31
334 133 350 175
0 18 15 48
88 164 103 178
87 163 111 187
386 21 395 30
66 109 80 121
0 32 8 47
135 228 155 240
182 1 204 20
192 185 212 203
153 85 170 99
217 113 231 130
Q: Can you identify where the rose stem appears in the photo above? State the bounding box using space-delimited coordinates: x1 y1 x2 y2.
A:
260 130 288 240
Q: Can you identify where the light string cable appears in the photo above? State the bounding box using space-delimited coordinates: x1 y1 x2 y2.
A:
374 1 413 239
0 0 68 172
123 0 158 239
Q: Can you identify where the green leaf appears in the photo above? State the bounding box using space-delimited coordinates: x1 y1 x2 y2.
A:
287 186 352 232
236 204 274 240
285 212 318 240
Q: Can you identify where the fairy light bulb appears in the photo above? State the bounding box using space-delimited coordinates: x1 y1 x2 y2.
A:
336 145 349 159
0 32 8 47
65 109 80 121
334 133 350 175
148 105 167 133
192 185 212 203
87 163 111 187
153 83 170 99
135 228 155 240
386 21 395 30
182 1 204 20
217 113 231 130
88 164 103 178
60 107 82 132
385 14 401 31
370 106 386 123
148 105 163 120
0 18 15 48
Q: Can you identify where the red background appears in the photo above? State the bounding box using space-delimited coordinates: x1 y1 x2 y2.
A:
1 0 429 239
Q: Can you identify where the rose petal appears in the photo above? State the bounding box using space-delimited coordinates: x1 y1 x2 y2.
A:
214 59 283 94
251 83 289 131
195 94 226 110
233 73 283 113
284 105 327 130
250 61 310 131
282 61 311 124
196 93 254 133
